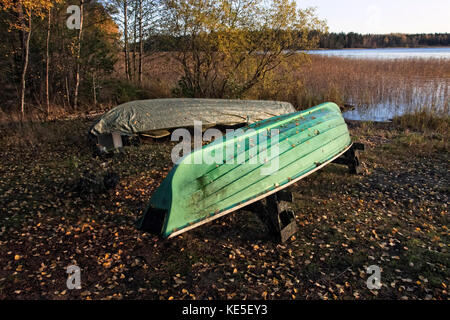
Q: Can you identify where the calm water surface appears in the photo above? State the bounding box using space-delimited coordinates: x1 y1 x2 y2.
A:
307 47 450 60
304 48 450 121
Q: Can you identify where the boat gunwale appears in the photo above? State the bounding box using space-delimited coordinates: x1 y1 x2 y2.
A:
195 127 350 211
174 103 341 167
192 111 343 185
165 143 353 238
186 122 349 208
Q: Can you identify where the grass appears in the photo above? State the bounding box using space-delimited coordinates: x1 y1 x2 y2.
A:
0 116 448 300
389 112 449 155
393 111 449 134
3 53 448 124
0 118 87 148
112 53 450 121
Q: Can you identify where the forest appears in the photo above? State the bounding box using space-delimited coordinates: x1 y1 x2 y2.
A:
0 0 327 117
0 0 448 119
317 32 450 49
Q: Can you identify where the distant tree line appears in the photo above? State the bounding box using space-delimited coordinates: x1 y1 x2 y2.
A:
147 32 450 51
317 32 450 49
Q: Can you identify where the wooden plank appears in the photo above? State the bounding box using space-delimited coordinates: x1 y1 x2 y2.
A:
165 144 352 239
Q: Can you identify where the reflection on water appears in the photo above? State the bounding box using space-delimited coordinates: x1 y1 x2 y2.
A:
344 103 412 122
305 48 450 121
344 104 449 122
307 47 450 60
343 80 449 121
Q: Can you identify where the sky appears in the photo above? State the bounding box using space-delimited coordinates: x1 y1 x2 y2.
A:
296 0 450 34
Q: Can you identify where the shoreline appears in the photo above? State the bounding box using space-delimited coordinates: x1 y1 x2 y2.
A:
307 46 450 50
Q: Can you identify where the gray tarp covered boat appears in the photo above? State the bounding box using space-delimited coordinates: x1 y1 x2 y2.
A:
89 98 296 152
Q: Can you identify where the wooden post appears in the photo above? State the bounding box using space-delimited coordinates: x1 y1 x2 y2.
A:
247 189 298 243
332 143 365 174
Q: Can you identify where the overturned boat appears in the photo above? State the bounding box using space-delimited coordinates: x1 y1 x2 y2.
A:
89 98 296 153
139 102 353 238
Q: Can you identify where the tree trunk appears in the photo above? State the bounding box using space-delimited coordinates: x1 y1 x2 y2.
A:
138 0 143 85
74 0 85 110
132 1 138 81
45 8 51 116
92 72 97 107
65 77 71 107
20 11 32 118
124 0 130 81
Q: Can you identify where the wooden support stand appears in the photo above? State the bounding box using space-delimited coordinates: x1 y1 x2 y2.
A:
332 142 365 174
248 189 298 243
139 143 365 242
248 143 365 242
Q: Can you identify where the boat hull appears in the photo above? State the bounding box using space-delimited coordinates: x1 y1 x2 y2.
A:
90 98 295 136
140 102 352 238
90 98 296 153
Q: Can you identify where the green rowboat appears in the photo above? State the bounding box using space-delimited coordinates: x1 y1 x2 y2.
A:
139 102 352 238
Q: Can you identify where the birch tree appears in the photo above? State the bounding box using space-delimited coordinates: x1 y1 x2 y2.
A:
45 7 51 115
138 0 143 84
105 0 133 80
1 0 55 117
73 0 85 110
123 0 130 80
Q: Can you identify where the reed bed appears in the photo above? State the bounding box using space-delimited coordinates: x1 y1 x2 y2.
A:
250 55 449 116
127 53 449 119
4 53 447 146
6 52 449 122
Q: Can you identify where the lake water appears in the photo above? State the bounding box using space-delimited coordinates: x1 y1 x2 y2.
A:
343 103 427 122
307 47 450 60
342 80 448 121
304 47 450 121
